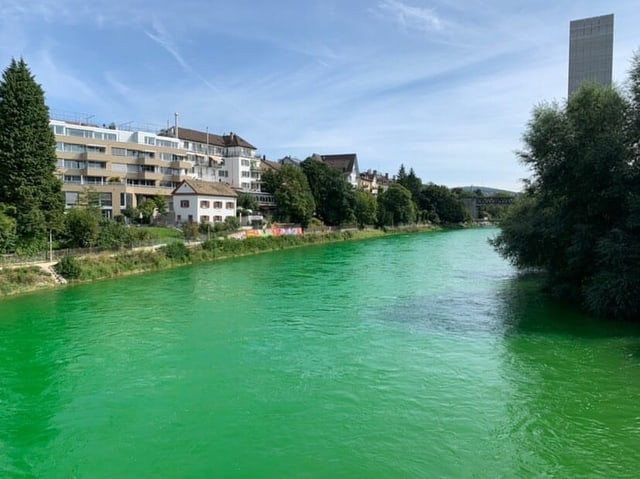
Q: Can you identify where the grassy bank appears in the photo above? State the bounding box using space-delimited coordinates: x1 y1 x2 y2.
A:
0 226 437 298
0 266 56 296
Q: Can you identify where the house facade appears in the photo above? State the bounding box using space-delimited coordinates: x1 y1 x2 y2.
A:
172 179 237 224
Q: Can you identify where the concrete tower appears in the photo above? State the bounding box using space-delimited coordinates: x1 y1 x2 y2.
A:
568 14 614 96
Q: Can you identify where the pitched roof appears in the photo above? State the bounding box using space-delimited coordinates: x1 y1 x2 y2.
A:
261 158 282 171
164 126 256 150
320 153 358 174
172 179 238 197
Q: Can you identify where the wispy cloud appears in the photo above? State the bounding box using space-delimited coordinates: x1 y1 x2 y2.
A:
144 16 220 94
145 17 191 73
378 0 443 32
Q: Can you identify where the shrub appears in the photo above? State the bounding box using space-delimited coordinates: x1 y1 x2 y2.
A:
162 241 191 262
55 256 82 279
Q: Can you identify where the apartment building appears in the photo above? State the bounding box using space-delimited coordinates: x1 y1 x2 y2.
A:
51 118 263 219
164 126 263 192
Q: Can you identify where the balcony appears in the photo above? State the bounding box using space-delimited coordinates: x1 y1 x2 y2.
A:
250 160 261 171
137 154 160 166
171 158 193 169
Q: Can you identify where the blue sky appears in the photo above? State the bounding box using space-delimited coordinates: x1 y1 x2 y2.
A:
2 0 639 191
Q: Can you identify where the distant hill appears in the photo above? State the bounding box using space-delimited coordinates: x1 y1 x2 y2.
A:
455 186 519 196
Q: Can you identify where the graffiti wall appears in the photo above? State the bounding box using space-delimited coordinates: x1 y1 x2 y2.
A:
229 227 304 240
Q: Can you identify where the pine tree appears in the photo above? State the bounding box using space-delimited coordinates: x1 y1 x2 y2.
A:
0 58 63 250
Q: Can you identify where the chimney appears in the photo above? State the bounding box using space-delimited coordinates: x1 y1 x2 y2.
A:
174 112 179 139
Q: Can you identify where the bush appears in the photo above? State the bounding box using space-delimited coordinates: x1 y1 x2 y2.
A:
181 222 199 240
55 256 82 279
161 241 191 262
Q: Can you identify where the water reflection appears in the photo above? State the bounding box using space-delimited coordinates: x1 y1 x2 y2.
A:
495 275 640 478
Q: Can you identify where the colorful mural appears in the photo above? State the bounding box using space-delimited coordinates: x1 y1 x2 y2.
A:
229 227 304 240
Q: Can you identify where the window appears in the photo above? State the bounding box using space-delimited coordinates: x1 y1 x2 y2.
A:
112 147 126 156
99 193 112 207
120 193 132 207
226 202 235 209
180 200 190 208
218 170 229 178
67 128 91 138
241 171 250 177
200 215 210 223
214 216 223 222
177 214 182 222
63 175 81 183
241 182 250 189
213 201 223 208
241 159 250 166
65 192 80 206
200 200 210 208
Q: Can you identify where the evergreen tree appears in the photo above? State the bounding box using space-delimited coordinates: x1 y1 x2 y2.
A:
0 58 64 250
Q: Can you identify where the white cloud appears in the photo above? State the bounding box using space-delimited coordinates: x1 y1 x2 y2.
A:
378 0 443 32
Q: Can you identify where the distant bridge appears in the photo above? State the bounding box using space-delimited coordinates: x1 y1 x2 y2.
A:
461 196 515 221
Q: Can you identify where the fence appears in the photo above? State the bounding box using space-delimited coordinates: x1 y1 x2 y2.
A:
0 238 184 268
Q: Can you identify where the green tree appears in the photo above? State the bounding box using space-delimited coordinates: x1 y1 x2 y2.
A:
397 166 423 200
224 216 240 232
0 204 17 253
492 63 640 319
62 207 101 248
153 196 168 217
96 218 133 249
0 58 64 248
138 199 157 224
237 192 259 211
377 183 415 226
301 157 355 225
121 205 140 224
269 165 315 227
260 168 280 194
353 190 377 228
418 184 467 224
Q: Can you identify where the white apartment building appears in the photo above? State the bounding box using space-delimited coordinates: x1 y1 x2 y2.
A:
164 126 263 192
50 118 264 220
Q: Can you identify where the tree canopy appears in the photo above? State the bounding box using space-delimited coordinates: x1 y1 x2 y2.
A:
492 52 640 320
0 58 64 252
263 165 315 227
377 183 416 226
300 157 355 226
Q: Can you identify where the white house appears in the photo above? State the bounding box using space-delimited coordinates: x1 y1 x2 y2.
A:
172 179 237 224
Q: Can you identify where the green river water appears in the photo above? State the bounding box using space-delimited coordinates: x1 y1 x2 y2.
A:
1 228 639 478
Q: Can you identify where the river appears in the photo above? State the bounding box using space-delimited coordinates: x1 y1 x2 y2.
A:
1 228 639 478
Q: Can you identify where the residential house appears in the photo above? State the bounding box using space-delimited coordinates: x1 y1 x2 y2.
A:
172 179 237 224
316 153 360 188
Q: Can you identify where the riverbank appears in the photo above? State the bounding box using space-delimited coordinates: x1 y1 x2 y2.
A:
0 225 439 299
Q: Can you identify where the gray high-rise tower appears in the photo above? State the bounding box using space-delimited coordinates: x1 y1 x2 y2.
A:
568 14 614 96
